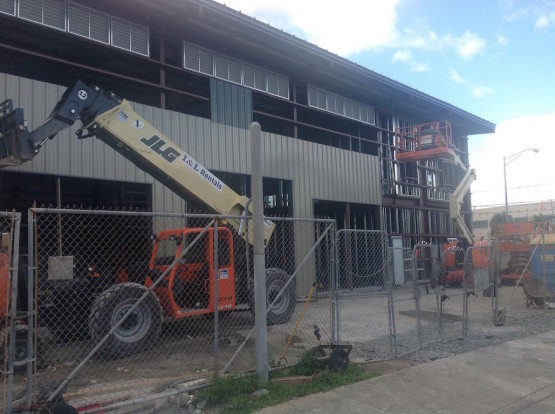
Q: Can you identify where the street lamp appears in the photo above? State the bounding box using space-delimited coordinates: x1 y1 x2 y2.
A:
504 148 540 222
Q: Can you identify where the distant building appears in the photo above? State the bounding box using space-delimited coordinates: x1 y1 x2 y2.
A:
472 201 555 240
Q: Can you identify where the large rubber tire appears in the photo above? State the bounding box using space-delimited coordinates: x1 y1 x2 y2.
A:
265 269 296 325
13 329 30 373
89 283 162 359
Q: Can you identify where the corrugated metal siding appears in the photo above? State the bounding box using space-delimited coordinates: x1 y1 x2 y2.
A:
1 74 381 215
1 74 382 293
210 78 252 130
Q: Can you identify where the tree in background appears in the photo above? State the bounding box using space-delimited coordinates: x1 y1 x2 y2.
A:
490 212 506 237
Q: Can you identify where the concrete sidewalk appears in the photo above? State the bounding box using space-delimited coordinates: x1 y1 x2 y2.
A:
256 330 555 413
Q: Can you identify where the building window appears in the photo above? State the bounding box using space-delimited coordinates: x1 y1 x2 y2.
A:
184 41 290 100
0 0 16 15
68 2 109 44
111 16 149 55
18 0 66 30
308 85 375 125
472 220 488 229
7 0 149 56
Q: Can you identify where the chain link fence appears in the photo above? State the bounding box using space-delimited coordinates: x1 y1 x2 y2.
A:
7 209 555 413
495 231 555 324
388 245 420 357
335 230 391 361
463 243 496 336
1 208 334 411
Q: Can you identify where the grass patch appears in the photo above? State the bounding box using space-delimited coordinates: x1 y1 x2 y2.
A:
193 353 378 414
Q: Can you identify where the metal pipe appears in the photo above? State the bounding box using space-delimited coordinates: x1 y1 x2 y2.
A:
503 155 508 222
29 208 335 224
26 210 35 409
413 245 423 350
250 122 268 385
504 148 539 222
463 248 469 338
6 212 21 414
213 221 219 377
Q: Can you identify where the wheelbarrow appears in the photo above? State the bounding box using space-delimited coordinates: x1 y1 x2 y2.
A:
523 277 554 309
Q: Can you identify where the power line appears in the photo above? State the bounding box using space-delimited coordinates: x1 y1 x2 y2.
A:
472 182 555 194
473 200 555 209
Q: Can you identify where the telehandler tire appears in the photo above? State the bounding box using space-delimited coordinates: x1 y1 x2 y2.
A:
89 283 161 358
265 268 296 325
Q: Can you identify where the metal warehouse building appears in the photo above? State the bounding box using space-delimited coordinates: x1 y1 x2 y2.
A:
0 0 494 261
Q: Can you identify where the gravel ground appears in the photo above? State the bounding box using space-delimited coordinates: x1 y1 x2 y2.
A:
406 312 555 362
351 311 555 363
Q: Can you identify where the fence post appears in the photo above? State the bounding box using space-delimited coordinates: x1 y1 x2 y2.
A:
329 225 336 343
335 231 342 343
463 248 469 338
26 210 36 410
250 122 268 385
390 236 404 357
493 242 500 325
413 245 423 350
6 212 21 414
387 247 397 358
213 220 219 377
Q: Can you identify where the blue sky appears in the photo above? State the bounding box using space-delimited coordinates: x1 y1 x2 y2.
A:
216 0 555 209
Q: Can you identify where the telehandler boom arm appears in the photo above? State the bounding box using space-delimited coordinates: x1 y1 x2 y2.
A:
449 167 476 245
0 80 272 244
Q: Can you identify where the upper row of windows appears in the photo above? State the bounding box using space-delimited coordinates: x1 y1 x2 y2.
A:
184 42 290 100
1 0 376 126
0 0 149 55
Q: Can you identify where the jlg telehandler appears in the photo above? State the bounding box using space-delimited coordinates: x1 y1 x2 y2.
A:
0 81 296 358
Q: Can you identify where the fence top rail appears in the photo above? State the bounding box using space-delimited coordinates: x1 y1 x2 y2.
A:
29 207 335 224
336 229 386 236
0 210 21 219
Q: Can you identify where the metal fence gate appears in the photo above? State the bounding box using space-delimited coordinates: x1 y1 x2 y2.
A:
387 243 468 357
463 243 496 336
387 245 419 357
6 208 335 413
335 230 392 360
1 211 22 414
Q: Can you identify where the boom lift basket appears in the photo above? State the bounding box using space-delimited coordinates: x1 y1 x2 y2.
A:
395 121 455 163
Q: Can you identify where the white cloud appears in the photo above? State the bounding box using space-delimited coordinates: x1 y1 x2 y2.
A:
217 0 401 56
448 70 492 98
535 12 555 29
447 31 486 60
402 29 485 60
500 1 555 29
216 1 485 62
450 69 466 84
471 86 493 98
535 15 550 28
410 62 430 72
469 113 555 207
391 49 429 72
392 49 412 62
